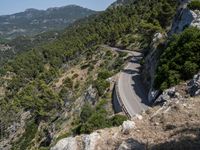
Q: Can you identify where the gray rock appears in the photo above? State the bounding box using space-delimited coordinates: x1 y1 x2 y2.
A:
170 2 200 34
83 132 101 150
148 88 160 103
154 87 181 104
187 72 200 96
51 132 101 150
167 87 176 97
51 137 78 150
84 85 98 105
122 120 135 134
171 8 194 34
118 138 145 150
152 33 163 43
191 10 200 29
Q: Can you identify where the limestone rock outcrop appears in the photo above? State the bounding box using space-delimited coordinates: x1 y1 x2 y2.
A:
154 87 182 104
170 0 200 34
51 137 78 150
84 85 98 105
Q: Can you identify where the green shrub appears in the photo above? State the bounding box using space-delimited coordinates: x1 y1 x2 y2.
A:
80 111 111 134
11 120 38 150
80 104 93 123
15 81 62 116
63 77 73 88
74 99 113 134
95 79 110 96
183 61 198 79
118 52 127 58
112 57 124 71
111 114 128 126
72 73 79 79
88 64 94 71
188 0 200 10
98 70 113 80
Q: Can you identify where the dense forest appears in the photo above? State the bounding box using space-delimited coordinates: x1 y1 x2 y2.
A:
155 27 200 90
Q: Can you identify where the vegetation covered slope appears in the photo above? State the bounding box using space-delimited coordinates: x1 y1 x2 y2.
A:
154 27 200 90
0 30 60 66
0 5 96 39
0 0 179 149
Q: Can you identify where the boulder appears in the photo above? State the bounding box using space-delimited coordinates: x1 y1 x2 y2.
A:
187 72 200 96
83 132 101 150
122 120 135 134
51 137 78 150
148 89 160 103
84 85 98 105
154 87 181 104
135 114 143 120
191 10 200 29
152 33 163 43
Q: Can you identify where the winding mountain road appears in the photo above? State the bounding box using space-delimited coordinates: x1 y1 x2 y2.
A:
106 46 149 118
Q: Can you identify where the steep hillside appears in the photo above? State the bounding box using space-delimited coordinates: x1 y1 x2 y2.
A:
0 30 60 66
0 5 96 39
2 0 200 149
0 0 179 149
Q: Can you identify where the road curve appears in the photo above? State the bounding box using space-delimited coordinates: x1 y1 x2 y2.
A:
108 46 149 118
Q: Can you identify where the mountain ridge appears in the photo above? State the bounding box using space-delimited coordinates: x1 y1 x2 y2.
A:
0 5 97 39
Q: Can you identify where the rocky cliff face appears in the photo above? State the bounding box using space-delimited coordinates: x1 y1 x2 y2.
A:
187 72 200 96
142 32 166 102
142 0 200 103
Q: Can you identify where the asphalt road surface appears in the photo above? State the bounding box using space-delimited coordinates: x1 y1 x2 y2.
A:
107 46 149 117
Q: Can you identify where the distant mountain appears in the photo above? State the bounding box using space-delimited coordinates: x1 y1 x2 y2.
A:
0 5 96 39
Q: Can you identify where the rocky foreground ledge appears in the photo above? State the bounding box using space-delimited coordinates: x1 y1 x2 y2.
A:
51 73 200 150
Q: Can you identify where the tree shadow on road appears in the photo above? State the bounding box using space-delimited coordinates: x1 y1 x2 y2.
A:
131 73 149 106
122 69 139 74
122 66 149 106
130 56 143 63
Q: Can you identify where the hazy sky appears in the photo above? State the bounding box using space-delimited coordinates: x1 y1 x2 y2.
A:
0 0 116 15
